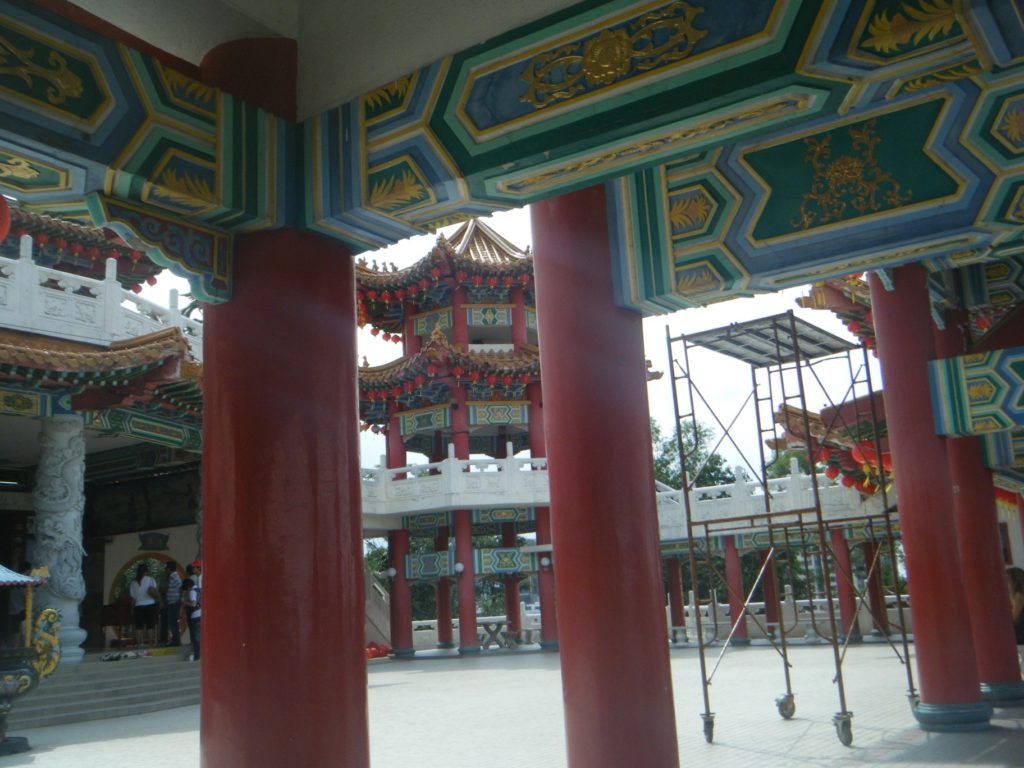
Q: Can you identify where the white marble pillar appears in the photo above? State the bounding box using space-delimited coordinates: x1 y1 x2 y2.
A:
31 415 87 664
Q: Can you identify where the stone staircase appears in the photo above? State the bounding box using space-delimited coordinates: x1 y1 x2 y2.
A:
6 649 199 731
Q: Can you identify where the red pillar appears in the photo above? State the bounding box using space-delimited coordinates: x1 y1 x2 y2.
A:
724 536 749 645
860 541 889 635
869 265 991 729
666 557 685 643
532 186 678 768
403 303 421 355
202 230 368 767
935 313 1024 703
435 527 454 648
388 529 414 656
502 523 522 634
451 388 478 653
759 550 780 631
529 383 558 649
511 287 528 349
452 286 469 350
831 529 861 642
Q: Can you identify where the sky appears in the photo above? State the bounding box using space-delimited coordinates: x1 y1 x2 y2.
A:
140 206 880 481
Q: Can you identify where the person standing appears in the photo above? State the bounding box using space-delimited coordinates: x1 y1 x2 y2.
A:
1007 566 1024 644
182 576 201 662
163 560 182 647
5 561 31 647
128 562 159 647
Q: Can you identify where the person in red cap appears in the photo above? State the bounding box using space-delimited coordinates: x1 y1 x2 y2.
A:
187 560 202 592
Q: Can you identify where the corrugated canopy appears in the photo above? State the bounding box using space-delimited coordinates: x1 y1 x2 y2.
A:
684 312 857 368
0 564 46 587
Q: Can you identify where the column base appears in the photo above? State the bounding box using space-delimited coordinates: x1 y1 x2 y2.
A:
980 681 1024 708
392 648 415 659
840 633 863 644
731 637 751 647
436 641 456 650
458 646 481 655
912 699 992 731
539 640 560 652
0 736 30 756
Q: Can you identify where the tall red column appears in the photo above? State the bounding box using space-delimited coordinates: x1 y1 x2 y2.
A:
529 383 558 649
511 287 528 349
202 230 368 767
934 313 1024 704
759 550 780 630
869 265 991 729
502 523 522 634
666 557 685 643
860 541 889 635
724 536 749 645
388 529 414 656
830 529 861 642
435 527 454 648
532 186 678 768
452 389 478 653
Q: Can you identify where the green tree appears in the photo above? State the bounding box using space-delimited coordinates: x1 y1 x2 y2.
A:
765 448 811 479
651 418 735 489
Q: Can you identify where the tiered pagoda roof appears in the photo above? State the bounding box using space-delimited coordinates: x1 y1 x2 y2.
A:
1 206 164 290
359 326 539 430
355 219 533 334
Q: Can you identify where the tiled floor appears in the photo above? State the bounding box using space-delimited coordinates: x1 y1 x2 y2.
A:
7 642 1023 767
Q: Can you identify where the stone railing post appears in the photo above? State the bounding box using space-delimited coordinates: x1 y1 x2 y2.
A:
102 257 121 337
31 414 87 664
15 235 35 326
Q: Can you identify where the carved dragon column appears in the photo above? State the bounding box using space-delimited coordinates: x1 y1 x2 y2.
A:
31 415 87 665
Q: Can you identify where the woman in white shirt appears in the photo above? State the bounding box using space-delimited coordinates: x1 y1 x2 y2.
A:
128 562 159 647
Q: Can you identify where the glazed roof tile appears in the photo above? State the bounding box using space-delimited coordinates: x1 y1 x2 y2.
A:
0 327 188 374
447 219 531 267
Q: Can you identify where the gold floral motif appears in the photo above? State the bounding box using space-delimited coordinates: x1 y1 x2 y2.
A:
162 67 214 106
368 169 427 211
501 95 807 195
793 119 912 230
159 168 215 204
669 193 711 232
899 60 981 93
1000 107 1024 144
675 263 719 295
0 34 83 105
364 76 412 114
0 155 39 180
520 1 707 109
861 0 959 55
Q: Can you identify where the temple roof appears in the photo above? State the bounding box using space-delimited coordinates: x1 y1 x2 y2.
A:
2 206 164 288
447 219 531 267
356 218 534 332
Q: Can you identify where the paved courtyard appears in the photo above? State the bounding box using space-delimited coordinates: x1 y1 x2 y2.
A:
5 642 1023 767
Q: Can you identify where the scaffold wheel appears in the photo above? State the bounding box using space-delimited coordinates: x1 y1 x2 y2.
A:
701 715 715 744
775 694 795 720
834 714 853 746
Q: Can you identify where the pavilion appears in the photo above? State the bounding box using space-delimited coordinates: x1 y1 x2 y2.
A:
2 1 1024 766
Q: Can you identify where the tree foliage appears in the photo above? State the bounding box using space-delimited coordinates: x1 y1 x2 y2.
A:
651 418 735 490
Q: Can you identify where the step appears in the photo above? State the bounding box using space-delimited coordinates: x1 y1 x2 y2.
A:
6 654 200 731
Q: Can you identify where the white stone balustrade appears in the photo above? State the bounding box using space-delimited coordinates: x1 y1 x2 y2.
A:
0 235 202 360
656 470 887 541
361 445 549 533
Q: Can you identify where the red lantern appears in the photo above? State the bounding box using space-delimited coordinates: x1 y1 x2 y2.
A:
471 275 483 286
390 386 402 398
824 465 840 480
486 374 497 386
502 276 513 287
841 474 856 488
105 248 119 261
419 278 429 290
35 233 49 246
519 274 530 286
392 334 401 343
383 332 392 342
814 447 830 463
519 374 530 385
146 276 157 286
414 375 426 386
54 237 67 251
451 366 463 379
429 267 441 279
70 242 84 256
427 364 438 376
455 271 467 282
130 283 142 294
407 284 418 295
501 375 513 387
847 321 861 333
403 382 414 393
366 289 378 300
487 276 498 288
0 195 9 242
395 289 405 300
370 327 380 336
381 291 392 303
469 371 481 382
